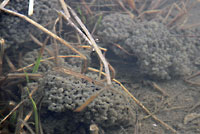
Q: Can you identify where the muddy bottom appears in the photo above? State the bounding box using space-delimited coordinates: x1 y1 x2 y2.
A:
116 74 200 134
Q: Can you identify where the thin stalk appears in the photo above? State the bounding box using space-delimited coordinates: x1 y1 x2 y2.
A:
0 38 5 75
32 55 42 73
24 71 39 134
19 119 35 134
68 6 112 85
58 0 112 84
32 35 46 73
0 100 24 124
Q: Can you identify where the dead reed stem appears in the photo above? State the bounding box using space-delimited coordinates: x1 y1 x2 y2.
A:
0 38 5 75
74 88 106 112
19 119 35 134
0 0 9 8
66 3 112 85
152 82 169 97
28 0 34 16
80 0 93 15
54 67 104 86
125 0 136 10
58 11 92 48
30 34 52 56
117 0 135 19
0 73 42 79
184 71 200 86
52 17 61 67
5 54 17 71
0 100 25 124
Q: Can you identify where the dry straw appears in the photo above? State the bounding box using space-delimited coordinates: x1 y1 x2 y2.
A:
28 0 34 16
58 0 112 85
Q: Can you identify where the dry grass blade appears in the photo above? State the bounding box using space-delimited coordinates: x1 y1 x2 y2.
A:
74 88 105 112
0 73 41 82
28 0 34 16
5 73 42 79
98 61 103 80
30 34 52 56
150 0 161 10
80 0 93 15
0 100 25 124
0 38 5 75
64 4 112 85
137 10 161 19
165 1 189 28
88 66 115 80
0 0 9 8
59 0 70 19
152 82 169 97
163 3 178 23
108 64 116 79
0 7 88 73
179 0 200 29
53 67 103 86
22 110 33 126
52 17 60 67
59 2 110 79
113 43 135 56
180 23 200 29
126 0 136 10
19 119 35 134
5 54 17 71
184 71 200 86
58 10 92 48
117 0 135 19
167 10 187 28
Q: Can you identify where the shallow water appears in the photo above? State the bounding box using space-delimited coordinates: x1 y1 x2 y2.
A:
1 0 200 134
